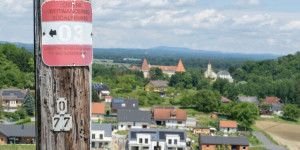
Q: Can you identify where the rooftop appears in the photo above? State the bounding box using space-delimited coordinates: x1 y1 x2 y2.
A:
0 125 35 137
92 103 105 114
149 80 169 87
111 98 139 110
153 109 187 120
200 135 249 146
260 97 281 106
219 121 237 128
91 123 112 137
238 96 260 106
0 89 25 100
117 110 151 122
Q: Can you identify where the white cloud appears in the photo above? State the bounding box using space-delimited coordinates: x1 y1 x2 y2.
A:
232 0 261 7
232 14 275 26
280 21 300 31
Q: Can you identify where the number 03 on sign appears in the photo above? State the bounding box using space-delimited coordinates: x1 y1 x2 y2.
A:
41 1 93 66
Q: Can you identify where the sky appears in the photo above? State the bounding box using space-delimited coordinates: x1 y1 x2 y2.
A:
1 0 300 55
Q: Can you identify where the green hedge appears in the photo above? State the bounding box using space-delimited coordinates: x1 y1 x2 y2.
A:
14 118 31 125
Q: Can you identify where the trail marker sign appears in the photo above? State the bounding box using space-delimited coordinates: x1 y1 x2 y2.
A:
42 1 93 66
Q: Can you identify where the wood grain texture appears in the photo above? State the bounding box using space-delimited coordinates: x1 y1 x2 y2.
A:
35 0 91 149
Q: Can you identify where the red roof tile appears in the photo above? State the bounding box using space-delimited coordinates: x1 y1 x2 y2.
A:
151 65 177 72
220 121 237 128
153 109 187 120
92 103 105 114
260 97 281 106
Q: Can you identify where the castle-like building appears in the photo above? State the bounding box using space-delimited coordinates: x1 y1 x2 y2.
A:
141 58 185 78
204 60 234 83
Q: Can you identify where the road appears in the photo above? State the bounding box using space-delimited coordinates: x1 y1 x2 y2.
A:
253 132 287 150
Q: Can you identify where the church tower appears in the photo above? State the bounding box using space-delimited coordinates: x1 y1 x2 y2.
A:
141 58 150 78
204 59 217 79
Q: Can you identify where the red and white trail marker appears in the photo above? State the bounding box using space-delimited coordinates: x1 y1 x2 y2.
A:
42 1 93 66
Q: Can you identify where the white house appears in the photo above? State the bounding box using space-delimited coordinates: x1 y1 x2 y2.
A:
271 103 284 116
91 123 112 149
219 121 237 133
153 109 187 127
128 129 187 150
217 70 234 83
93 84 110 99
117 110 151 131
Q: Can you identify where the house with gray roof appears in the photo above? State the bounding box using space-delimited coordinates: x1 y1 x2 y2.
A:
128 128 187 150
271 103 284 116
93 84 110 99
0 89 25 112
237 96 260 106
199 135 249 150
0 125 35 144
118 110 151 131
91 123 113 149
111 98 139 114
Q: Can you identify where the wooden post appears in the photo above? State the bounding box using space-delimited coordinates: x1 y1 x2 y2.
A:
34 0 91 149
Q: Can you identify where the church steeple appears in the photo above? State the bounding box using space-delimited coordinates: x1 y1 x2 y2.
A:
176 59 186 72
141 58 150 71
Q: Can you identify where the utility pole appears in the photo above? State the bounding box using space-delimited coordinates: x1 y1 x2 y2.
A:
34 0 92 149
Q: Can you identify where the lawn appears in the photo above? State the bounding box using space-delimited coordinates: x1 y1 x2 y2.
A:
24 121 35 125
0 145 36 150
257 115 300 125
116 130 129 135
249 147 268 150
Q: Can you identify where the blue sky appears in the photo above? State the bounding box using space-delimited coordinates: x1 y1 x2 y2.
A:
1 0 300 54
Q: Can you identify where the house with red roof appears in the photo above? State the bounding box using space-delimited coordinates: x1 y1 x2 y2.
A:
260 97 283 106
92 103 106 122
153 109 187 127
219 121 237 133
221 96 232 103
141 58 185 78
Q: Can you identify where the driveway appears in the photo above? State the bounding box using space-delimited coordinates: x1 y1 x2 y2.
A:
253 131 287 150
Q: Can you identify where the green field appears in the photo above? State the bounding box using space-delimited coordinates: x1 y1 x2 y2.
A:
0 145 36 150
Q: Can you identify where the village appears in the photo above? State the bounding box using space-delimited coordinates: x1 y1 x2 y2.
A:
1 57 299 150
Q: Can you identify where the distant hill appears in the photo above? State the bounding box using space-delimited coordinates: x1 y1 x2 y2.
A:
0 41 281 62
94 46 281 61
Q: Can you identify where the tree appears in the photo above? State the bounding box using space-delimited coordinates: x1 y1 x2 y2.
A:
231 102 259 130
21 91 35 116
283 104 300 120
193 90 220 112
92 86 101 102
15 108 27 119
149 68 165 80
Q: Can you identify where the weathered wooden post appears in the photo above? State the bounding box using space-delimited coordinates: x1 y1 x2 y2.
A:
34 0 93 149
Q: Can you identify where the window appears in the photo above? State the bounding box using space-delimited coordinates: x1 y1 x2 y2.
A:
122 103 126 107
206 145 209 147
92 134 95 139
243 146 246 150
139 138 143 143
174 139 177 144
99 143 103 148
168 139 172 144
105 142 108 145
145 138 148 144
133 104 135 107
100 134 103 139
0 138 3 142
121 124 123 128
92 142 95 148
177 121 182 124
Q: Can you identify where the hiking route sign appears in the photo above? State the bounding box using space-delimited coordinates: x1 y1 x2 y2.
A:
41 1 93 66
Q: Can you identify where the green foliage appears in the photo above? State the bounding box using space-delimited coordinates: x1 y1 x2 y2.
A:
92 86 101 102
283 104 300 120
232 52 300 106
0 43 34 89
15 108 27 119
21 91 35 116
149 67 166 80
231 102 259 130
193 90 221 112
14 118 31 125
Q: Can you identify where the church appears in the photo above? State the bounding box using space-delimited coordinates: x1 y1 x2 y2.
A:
141 58 186 78
204 60 234 83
